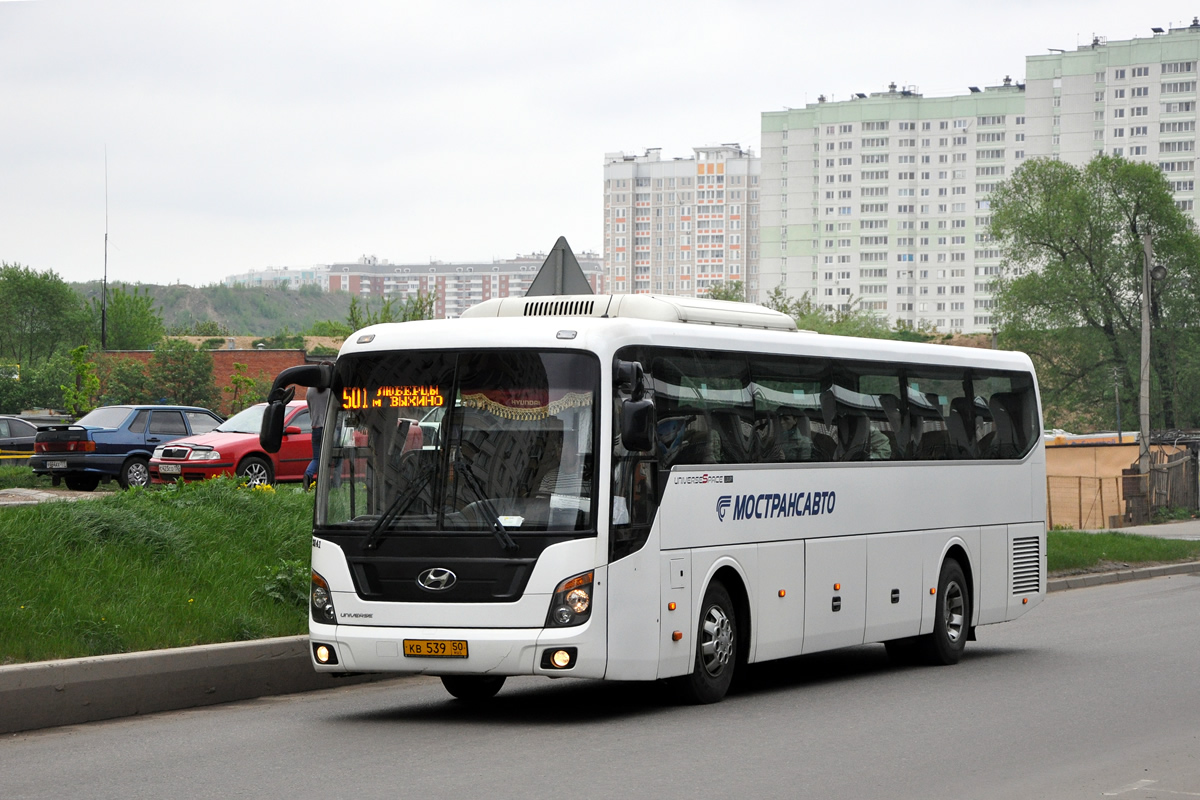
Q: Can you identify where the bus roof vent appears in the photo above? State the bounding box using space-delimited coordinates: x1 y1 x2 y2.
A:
462 294 798 331
523 299 597 317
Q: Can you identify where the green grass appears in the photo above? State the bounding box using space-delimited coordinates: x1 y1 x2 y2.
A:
1048 529 1200 574
3 476 1199 665
0 477 311 664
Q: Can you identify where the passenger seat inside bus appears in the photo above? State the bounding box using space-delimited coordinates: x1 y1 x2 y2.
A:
947 397 978 458
987 391 1027 458
878 394 913 459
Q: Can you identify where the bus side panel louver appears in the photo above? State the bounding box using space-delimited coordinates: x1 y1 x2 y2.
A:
1011 536 1041 595
523 300 596 317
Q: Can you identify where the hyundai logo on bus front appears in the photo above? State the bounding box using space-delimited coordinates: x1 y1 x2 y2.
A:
417 568 457 591
717 491 837 521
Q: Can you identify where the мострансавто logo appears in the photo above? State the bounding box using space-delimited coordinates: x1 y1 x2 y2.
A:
716 491 836 521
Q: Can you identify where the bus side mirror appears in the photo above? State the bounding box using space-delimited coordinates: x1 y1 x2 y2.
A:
616 359 654 452
621 398 655 453
260 386 293 453
259 362 334 453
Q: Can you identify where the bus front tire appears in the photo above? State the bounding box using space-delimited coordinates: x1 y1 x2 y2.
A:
674 580 737 704
441 675 505 701
919 558 969 665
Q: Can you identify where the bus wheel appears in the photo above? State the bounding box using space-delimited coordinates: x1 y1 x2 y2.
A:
675 580 737 704
441 675 505 701
920 559 969 665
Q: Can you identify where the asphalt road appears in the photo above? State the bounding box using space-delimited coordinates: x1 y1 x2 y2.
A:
3 574 1198 800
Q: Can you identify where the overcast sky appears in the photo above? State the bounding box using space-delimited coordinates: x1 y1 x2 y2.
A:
1 0 1195 286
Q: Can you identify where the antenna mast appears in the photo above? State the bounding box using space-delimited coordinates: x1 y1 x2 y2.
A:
102 147 108 350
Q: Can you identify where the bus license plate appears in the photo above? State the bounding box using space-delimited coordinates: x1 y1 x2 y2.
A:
159 464 181 475
403 639 468 658
47 460 67 469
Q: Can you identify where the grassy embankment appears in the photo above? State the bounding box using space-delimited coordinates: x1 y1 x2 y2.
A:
1046 529 1200 573
2 466 1199 665
0 477 310 664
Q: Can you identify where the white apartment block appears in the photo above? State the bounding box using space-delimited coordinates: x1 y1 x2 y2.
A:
755 21 1200 335
223 265 328 290
1024 21 1200 217
603 145 761 298
760 81 1026 334
322 253 605 319
223 253 604 319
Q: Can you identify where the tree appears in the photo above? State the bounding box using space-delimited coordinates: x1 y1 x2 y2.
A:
762 286 914 340
148 339 219 409
60 345 100 417
95 355 154 406
223 362 268 414
0 263 87 371
989 155 1200 430
705 280 746 303
347 290 437 330
90 284 165 350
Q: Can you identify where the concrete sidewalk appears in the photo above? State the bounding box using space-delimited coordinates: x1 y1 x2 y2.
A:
0 636 392 735
1084 518 1200 540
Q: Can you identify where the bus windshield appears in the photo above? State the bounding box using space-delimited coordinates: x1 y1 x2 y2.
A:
318 349 599 536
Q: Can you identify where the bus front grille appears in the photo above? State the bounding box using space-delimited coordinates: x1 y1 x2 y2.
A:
1012 536 1041 594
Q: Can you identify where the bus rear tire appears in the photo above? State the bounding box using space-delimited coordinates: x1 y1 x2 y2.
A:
441 675 505 701
919 558 969 665
673 580 737 704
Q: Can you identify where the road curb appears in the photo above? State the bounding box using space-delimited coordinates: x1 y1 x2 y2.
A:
0 635 391 735
1047 560 1200 592
5 561 1199 735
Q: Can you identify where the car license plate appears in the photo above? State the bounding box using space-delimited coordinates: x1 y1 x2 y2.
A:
47 460 67 469
403 639 468 658
159 464 182 475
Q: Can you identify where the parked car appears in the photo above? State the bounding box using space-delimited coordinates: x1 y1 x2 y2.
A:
31 405 224 491
149 401 312 487
0 415 41 466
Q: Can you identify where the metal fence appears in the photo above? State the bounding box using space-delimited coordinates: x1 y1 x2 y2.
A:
1048 447 1198 529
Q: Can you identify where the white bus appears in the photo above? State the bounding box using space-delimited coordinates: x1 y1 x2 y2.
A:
261 294 1046 704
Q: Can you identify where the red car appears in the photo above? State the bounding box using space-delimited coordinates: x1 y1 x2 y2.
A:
149 401 312 486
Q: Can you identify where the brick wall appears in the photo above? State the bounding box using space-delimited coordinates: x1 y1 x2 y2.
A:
100 349 308 416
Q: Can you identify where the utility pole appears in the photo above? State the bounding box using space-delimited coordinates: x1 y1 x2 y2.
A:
1139 233 1152 475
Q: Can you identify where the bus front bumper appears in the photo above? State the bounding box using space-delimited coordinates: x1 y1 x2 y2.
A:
309 620 606 680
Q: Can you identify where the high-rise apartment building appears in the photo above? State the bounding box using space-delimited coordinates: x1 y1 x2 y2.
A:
759 81 1026 334
754 21 1200 334
1024 22 1199 217
602 145 761 298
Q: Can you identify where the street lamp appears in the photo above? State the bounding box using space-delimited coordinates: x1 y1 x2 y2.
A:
1139 233 1168 475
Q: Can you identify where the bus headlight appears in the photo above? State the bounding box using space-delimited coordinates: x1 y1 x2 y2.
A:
311 570 336 624
546 570 593 628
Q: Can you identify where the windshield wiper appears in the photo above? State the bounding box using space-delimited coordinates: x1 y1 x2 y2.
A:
360 469 435 551
454 459 519 554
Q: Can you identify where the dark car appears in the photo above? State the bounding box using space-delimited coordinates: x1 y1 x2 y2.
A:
31 405 224 491
0 415 40 466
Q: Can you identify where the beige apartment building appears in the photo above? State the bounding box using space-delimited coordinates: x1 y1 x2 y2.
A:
602 145 761 298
